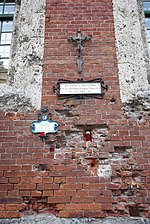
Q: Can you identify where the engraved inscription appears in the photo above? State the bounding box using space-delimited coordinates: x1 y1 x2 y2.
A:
60 83 102 95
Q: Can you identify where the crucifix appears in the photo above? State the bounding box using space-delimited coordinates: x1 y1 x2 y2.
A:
68 31 91 74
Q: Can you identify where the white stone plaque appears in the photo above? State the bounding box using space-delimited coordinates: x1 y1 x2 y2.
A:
60 82 102 95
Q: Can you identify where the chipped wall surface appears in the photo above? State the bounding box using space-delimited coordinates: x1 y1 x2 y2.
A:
112 0 150 103
0 0 46 111
0 214 150 224
123 90 150 124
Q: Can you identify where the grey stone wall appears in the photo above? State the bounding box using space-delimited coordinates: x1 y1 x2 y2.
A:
112 0 150 103
0 214 149 224
0 0 46 111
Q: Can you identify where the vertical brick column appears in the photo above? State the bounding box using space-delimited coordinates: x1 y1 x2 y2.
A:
43 0 120 109
41 0 150 218
42 0 121 218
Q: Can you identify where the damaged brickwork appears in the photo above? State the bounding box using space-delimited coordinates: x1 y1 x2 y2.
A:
0 0 150 222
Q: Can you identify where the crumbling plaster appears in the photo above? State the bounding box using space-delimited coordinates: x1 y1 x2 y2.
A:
112 0 150 103
0 214 149 224
0 0 46 111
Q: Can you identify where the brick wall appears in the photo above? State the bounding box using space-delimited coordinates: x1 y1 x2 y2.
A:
0 0 149 219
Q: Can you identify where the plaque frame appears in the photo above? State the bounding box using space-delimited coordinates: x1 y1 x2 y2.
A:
53 78 108 99
31 107 59 141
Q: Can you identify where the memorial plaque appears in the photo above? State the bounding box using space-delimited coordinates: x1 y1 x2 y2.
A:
60 82 102 95
53 78 108 99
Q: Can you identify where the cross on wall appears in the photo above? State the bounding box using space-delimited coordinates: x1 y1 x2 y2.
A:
68 31 91 74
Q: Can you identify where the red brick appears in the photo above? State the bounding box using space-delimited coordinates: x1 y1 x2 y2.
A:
124 136 145 141
42 177 53 183
101 203 113 211
54 177 66 183
48 197 71 204
59 210 84 218
72 197 94 203
54 190 65 197
89 177 100 183
61 183 82 190
37 183 59 190
0 204 5 211
55 204 65 211
7 190 19 197
1 154 12 159
107 183 120 190
95 197 114 203
83 183 105 190
77 190 89 197
32 153 43 159
5 204 18 211
0 211 20 218
14 184 36 190
0 184 13 191
68 203 101 210
31 191 42 197
66 177 76 183
4 171 27 177
146 211 150 218
65 190 76 196
84 211 106 218
22 165 32 170
0 178 8 183
32 177 43 183
42 190 53 196
0 198 22 204
65 204 77 210
77 177 89 183
9 178 20 184
115 204 126 211
19 191 30 197
20 177 32 183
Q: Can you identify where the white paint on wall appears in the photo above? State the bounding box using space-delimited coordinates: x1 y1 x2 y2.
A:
97 164 112 178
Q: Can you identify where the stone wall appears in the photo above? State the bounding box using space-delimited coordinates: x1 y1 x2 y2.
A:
113 0 150 103
0 0 46 111
0 214 149 224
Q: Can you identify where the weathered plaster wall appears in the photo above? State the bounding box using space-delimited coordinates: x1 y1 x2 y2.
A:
0 214 150 224
0 0 46 111
112 0 150 103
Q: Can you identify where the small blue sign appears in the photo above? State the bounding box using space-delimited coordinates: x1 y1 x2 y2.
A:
31 107 58 141
31 120 58 135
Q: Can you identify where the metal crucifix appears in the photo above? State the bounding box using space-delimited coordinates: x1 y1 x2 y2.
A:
68 31 91 74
